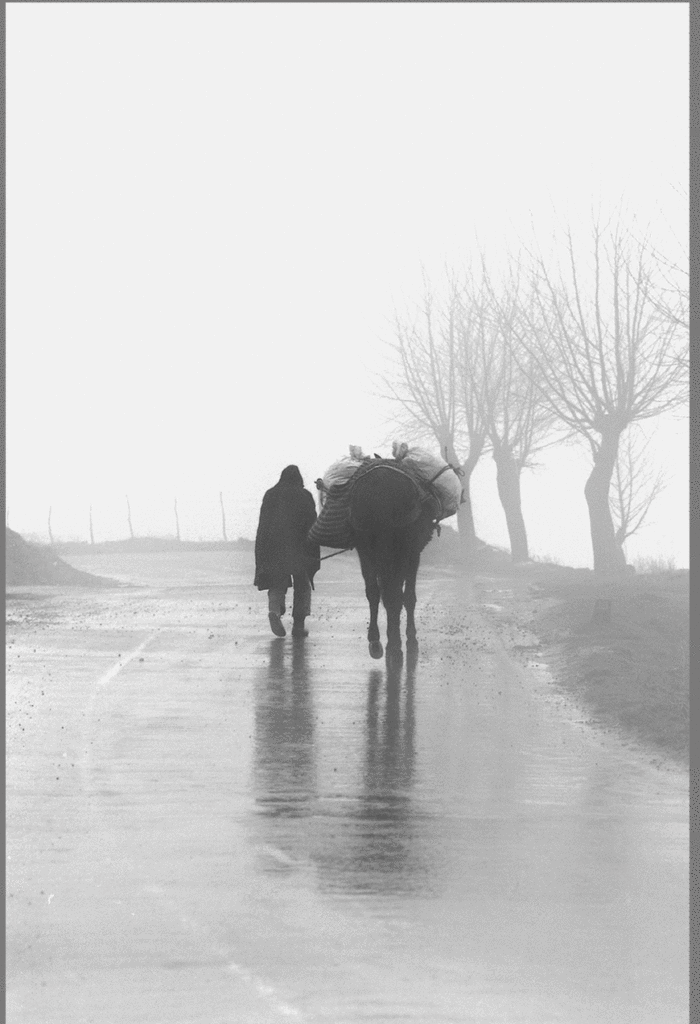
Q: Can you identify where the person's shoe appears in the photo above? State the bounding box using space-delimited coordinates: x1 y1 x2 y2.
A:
291 619 309 638
268 612 286 637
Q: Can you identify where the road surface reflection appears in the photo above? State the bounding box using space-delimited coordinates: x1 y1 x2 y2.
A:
253 643 431 896
254 640 317 820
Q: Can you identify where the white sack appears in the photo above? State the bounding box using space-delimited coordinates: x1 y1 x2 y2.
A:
393 443 462 519
322 446 367 491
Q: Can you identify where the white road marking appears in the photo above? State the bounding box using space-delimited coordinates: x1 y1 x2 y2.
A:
82 635 156 795
227 962 302 1019
143 884 304 1020
95 636 154 688
259 844 299 866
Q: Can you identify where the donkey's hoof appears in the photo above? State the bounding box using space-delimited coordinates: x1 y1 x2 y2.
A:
369 640 384 659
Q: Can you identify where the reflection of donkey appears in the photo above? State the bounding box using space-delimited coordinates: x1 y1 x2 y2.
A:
349 465 438 663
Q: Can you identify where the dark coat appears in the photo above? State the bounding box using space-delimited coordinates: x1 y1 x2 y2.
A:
253 466 321 591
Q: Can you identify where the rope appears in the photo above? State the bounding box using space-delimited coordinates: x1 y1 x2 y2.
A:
319 547 352 561
428 464 452 484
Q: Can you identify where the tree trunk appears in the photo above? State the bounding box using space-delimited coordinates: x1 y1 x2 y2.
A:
443 439 479 553
584 430 627 573
493 450 529 562
456 475 477 550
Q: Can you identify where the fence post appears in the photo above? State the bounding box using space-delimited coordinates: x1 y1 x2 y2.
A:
126 495 134 539
220 492 228 542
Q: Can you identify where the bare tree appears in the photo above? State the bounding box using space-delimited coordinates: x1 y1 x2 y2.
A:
450 271 490 547
519 216 687 573
476 265 558 562
381 272 488 549
651 248 689 334
649 184 689 334
610 429 667 552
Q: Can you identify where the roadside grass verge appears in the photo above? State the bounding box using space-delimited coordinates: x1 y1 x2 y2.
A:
472 548 689 768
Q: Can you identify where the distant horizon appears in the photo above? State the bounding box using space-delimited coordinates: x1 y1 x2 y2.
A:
10 528 257 547
8 524 687 576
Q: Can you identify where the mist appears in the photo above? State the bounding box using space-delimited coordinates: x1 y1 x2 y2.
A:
7 3 688 568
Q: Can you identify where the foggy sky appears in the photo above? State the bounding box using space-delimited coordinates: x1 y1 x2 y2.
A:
7 3 688 567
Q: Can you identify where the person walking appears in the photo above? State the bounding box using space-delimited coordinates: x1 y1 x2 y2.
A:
254 465 321 638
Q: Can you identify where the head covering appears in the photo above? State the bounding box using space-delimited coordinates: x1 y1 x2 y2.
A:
278 464 304 488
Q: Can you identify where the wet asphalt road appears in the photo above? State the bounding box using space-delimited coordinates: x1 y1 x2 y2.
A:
6 551 688 1023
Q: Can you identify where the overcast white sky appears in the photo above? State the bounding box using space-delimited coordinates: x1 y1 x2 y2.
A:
7 3 688 567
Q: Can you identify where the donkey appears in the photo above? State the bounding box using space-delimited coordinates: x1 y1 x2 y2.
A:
348 464 438 663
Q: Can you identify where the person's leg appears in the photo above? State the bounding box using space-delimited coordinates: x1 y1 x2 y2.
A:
291 574 311 636
268 586 287 637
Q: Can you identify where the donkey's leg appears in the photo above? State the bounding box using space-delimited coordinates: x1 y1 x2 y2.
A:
404 552 420 652
384 575 404 663
359 550 383 658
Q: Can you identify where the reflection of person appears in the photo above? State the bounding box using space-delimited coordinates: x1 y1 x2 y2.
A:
253 640 317 825
253 465 321 638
